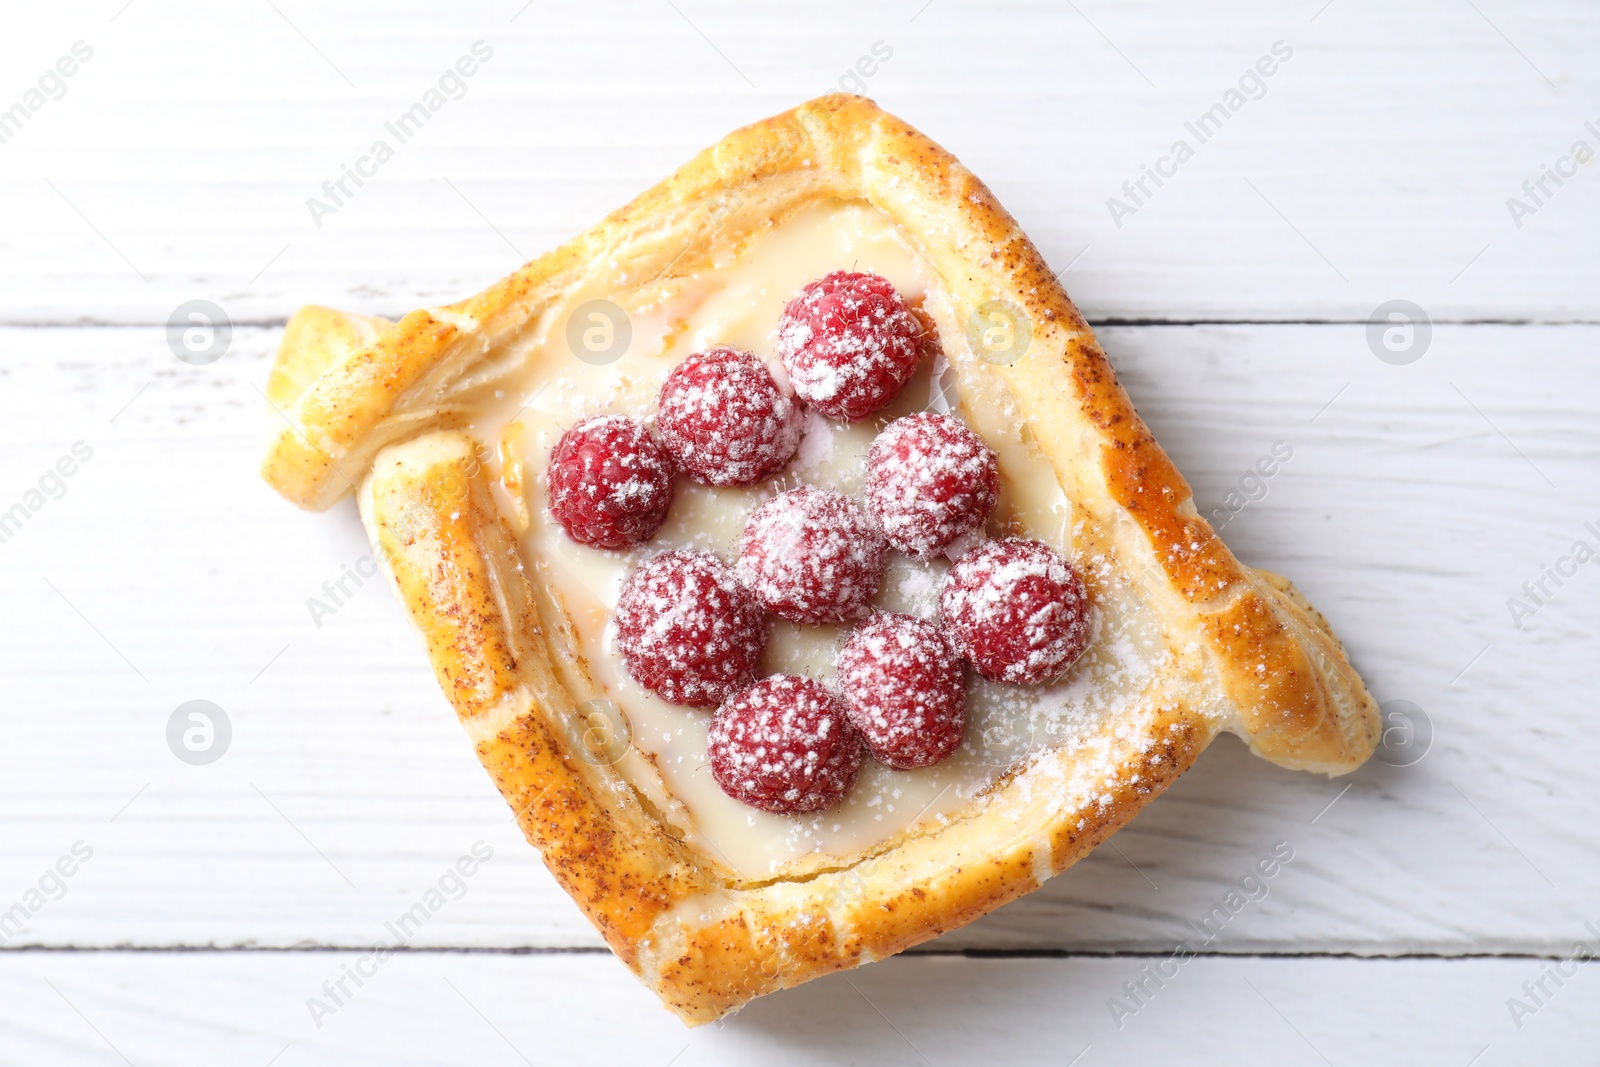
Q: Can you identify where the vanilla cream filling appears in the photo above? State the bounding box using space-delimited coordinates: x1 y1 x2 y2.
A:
476 201 1169 881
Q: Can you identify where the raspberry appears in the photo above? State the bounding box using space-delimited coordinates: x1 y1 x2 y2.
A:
615 551 766 708
776 271 923 421
864 413 999 558
708 675 863 814
656 347 801 487
736 486 886 625
836 613 967 769
546 415 673 549
940 538 1091 685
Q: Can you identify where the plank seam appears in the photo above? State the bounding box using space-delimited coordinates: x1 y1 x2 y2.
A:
1 946 1593 962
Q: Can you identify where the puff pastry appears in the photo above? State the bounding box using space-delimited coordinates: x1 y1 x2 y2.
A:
260 94 1380 1024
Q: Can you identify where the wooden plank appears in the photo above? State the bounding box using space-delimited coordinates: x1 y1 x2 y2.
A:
1 320 1593 952
0 0 1597 324
1 951 1595 1065
2 2 1592 1060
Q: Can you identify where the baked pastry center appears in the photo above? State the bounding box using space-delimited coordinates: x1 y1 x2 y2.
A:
475 201 1167 880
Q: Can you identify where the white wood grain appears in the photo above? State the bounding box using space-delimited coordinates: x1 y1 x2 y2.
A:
1 321 1593 953
3 1 1598 1056
0 0 1597 325
1 951 1594 1065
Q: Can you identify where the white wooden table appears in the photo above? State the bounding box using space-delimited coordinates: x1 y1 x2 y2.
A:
2 1 1596 1063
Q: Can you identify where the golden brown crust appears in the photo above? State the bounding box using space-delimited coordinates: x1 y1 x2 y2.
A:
360 434 709 965
264 305 392 411
269 94 1380 1022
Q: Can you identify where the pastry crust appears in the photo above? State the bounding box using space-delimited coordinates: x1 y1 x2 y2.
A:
264 94 1380 1023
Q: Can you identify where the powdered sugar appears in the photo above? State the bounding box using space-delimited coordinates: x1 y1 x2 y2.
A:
546 414 673 549
885 554 946 619
708 674 863 814
865 412 999 557
616 550 767 708
942 538 1092 685
736 485 887 625
656 347 802 487
837 613 967 769
792 409 838 473
776 271 922 421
